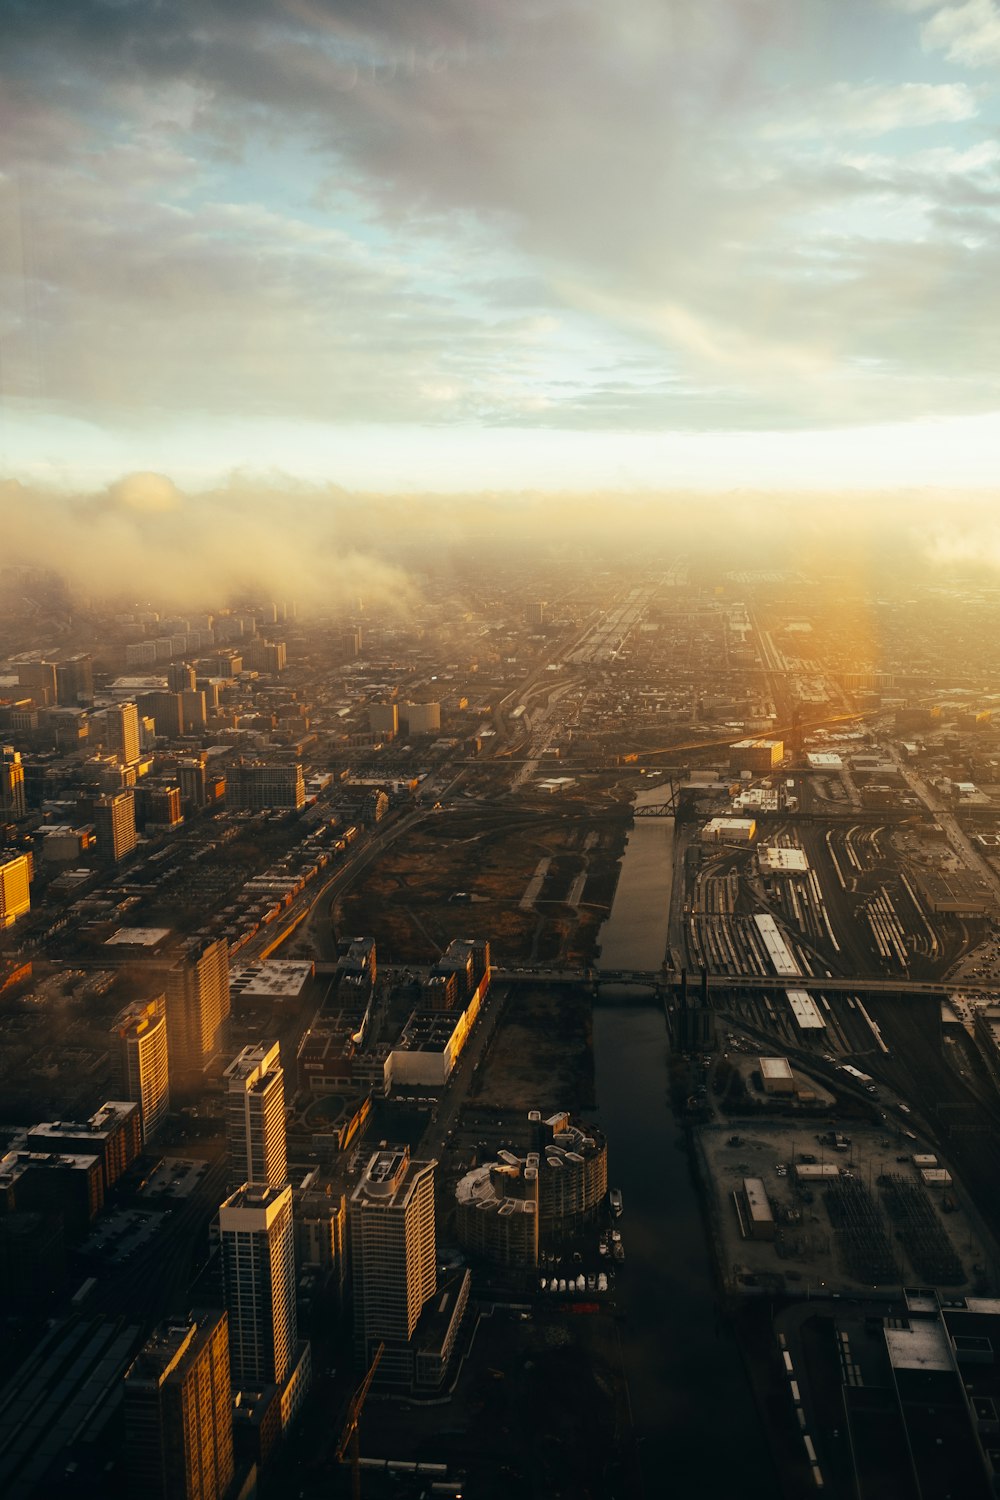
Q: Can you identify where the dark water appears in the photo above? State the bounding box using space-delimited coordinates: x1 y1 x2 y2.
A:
594 803 775 1497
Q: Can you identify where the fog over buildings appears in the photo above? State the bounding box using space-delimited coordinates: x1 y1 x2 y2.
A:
6 3 1000 1500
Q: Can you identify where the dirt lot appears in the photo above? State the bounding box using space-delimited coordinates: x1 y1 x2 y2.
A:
469 982 595 1111
334 800 628 967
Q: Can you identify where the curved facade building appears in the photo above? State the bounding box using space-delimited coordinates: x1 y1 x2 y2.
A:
454 1110 607 1268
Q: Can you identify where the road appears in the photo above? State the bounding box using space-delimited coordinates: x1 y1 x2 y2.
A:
888 747 1000 906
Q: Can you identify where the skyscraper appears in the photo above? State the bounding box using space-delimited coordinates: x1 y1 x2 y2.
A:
115 997 170 1142
225 1042 287 1191
0 854 31 928
105 701 141 764
94 790 137 861
349 1148 437 1373
163 938 230 1086
124 1311 234 1500
219 1182 297 1388
0 747 26 820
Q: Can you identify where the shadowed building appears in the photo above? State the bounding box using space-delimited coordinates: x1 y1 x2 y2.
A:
124 1311 235 1500
162 938 230 1087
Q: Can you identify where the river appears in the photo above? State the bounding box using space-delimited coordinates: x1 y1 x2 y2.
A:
594 790 775 1497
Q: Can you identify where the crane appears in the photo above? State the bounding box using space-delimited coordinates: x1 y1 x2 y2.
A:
334 1342 383 1500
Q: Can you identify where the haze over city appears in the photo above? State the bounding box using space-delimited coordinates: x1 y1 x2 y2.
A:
7 6 1000 1500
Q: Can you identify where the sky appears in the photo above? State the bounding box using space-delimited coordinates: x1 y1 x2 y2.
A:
3 0 1000 496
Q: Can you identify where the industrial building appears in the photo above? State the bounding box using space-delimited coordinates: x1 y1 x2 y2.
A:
758 1057 795 1096
729 738 783 774
701 817 756 844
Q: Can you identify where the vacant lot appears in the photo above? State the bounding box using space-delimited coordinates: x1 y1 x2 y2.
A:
334 800 627 968
472 982 595 1112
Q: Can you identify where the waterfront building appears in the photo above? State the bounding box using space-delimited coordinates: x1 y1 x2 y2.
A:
349 1148 466 1391
455 1110 608 1267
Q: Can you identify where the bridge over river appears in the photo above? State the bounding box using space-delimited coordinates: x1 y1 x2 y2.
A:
491 965 997 999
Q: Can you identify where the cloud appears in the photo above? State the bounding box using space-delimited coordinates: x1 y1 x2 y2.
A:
757 80 979 139
3 0 1000 453
0 471 421 614
921 0 1000 66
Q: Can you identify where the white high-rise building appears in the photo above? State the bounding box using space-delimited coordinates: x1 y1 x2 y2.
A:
224 1041 287 1191
219 1182 297 1388
115 996 170 1141
349 1149 437 1374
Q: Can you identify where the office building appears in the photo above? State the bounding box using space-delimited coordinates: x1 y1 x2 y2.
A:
17 660 57 704
106 701 141 765
180 688 207 731
163 938 230 1086
124 1311 235 1500
225 1042 287 1191
94 790 138 861
227 760 305 812
0 1149 104 1237
402 701 441 736
349 1148 437 1376
55 654 93 707
367 702 398 737
140 691 185 739
115 997 170 1141
245 639 287 674
26 1101 142 1193
0 747 26 819
138 782 183 830
220 1182 297 1388
0 854 30 927
729 738 784 774
168 661 197 693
